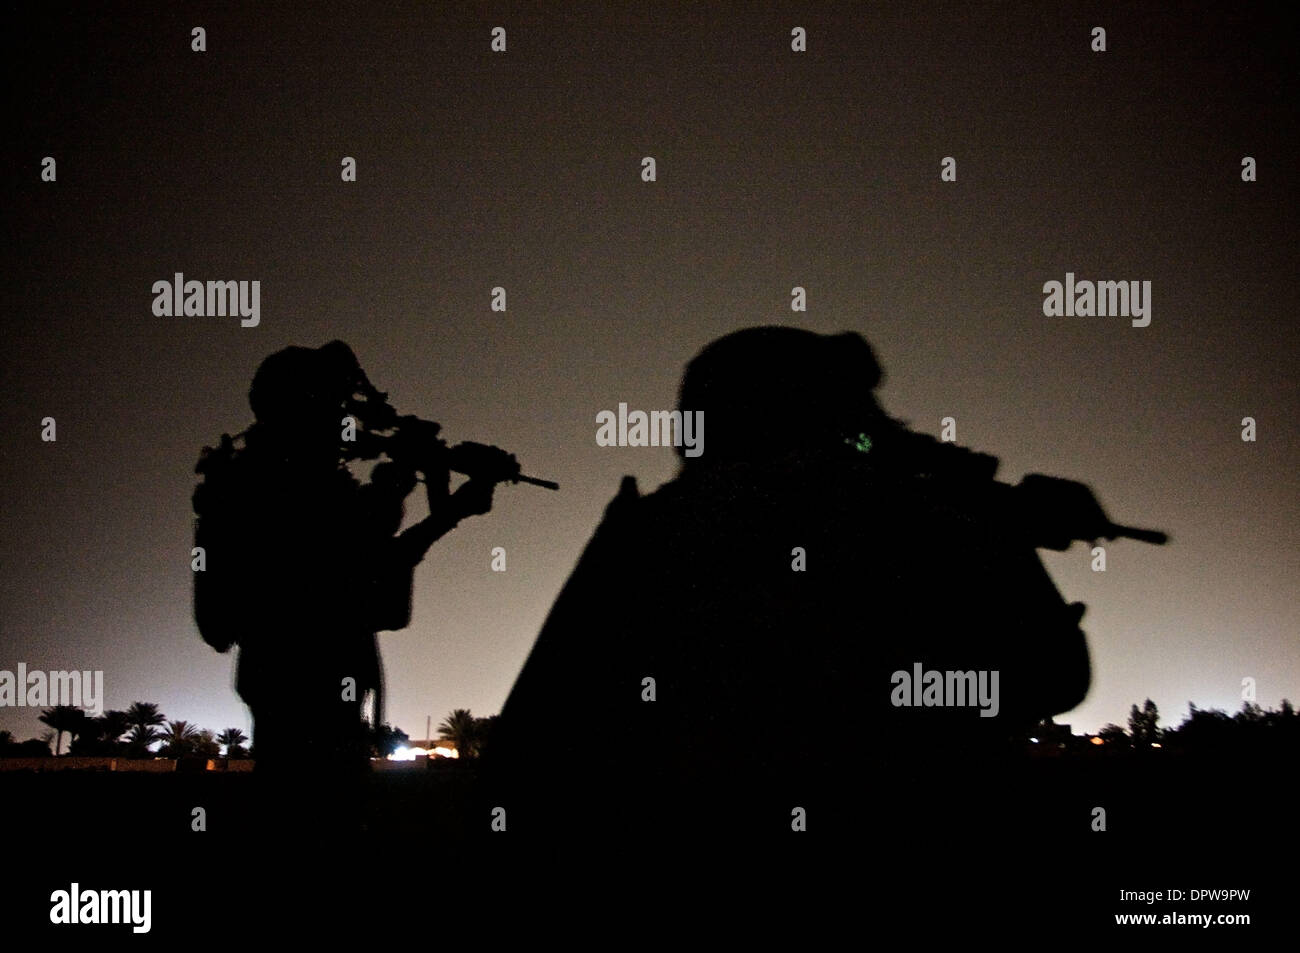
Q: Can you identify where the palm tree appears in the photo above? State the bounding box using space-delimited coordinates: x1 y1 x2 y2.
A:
126 701 166 734
217 728 248 758
97 710 131 751
192 729 220 759
159 720 200 758
38 705 88 756
69 709 134 755
437 708 479 759
124 724 160 756
124 702 167 757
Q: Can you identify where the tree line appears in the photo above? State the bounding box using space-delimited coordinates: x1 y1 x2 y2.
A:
0 702 247 759
1092 697 1297 749
4 698 1292 761
0 703 501 761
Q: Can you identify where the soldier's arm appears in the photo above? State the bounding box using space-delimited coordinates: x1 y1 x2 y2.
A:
392 511 460 567
391 473 495 567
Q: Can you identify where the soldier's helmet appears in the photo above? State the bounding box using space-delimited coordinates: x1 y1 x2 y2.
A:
248 340 363 427
676 326 887 463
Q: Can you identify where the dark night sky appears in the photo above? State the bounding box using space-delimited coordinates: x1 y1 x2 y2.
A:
2 2 1296 744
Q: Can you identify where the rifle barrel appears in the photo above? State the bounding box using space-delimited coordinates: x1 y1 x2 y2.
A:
516 474 560 490
1107 523 1169 545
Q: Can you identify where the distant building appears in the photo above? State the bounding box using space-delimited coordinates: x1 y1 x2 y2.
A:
388 738 459 760
1027 720 1075 753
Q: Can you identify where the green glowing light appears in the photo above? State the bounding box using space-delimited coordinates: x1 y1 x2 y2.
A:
845 433 872 453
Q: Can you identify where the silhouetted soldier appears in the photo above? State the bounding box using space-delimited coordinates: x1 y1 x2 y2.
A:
193 341 494 836
485 326 1163 845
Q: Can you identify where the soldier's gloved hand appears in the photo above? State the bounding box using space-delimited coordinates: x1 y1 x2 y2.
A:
451 478 495 519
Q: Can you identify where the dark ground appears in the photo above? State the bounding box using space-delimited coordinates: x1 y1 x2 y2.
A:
4 748 1292 941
